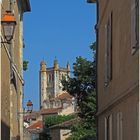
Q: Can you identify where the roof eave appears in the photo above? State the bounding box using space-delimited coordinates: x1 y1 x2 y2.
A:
21 0 31 12
87 0 97 3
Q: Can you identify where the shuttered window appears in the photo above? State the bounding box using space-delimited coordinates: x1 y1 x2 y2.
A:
131 0 139 54
104 13 112 86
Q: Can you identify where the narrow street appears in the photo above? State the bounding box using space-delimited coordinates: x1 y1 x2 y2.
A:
0 0 139 140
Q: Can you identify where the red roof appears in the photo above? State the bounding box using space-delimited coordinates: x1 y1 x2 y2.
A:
40 108 62 115
27 120 43 129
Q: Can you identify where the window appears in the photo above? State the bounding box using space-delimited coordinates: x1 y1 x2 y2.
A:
48 74 51 83
131 0 139 54
105 114 112 140
52 74 54 81
104 13 112 86
117 112 123 140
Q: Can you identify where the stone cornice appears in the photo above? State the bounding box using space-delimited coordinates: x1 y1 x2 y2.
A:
96 83 138 116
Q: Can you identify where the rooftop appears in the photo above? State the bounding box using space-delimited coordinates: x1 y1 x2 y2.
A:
27 120 43 130
40 107 62 115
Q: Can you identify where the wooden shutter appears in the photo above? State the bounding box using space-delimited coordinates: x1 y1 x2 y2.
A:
105 117 107 140
131 0 139 53
107 13 112 82
109 115 112 140
117 113 120 140
104 13 112 86
119 112 123 140
117 112 123 140
105 24 108 86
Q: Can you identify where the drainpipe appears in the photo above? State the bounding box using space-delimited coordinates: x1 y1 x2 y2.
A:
95 1 99 140
87 1 99 139
0 1 2 139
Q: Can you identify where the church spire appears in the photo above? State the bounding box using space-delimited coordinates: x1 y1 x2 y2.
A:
67 61 70 72
40 60 46 72
54 57 59 70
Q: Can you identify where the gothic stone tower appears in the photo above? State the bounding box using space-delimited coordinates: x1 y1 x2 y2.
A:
39 59 70 109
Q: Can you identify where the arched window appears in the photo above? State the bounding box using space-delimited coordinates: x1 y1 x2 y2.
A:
48 74 51 83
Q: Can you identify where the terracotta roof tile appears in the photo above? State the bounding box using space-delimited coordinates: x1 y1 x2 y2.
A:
40 107 62 115
27 120 43 129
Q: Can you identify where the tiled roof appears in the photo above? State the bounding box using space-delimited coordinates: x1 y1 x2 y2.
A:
27 120 43 130
40 107 62 115
57 92 73 100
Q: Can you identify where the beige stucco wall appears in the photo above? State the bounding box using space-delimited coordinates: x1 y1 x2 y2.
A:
60 129 71 140
97 0 138 111
97 0 139 140
50 128 71 140
98 89 138 140
60 105 75 116
1 0 25 140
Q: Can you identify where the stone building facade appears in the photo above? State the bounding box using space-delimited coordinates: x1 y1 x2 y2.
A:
88 0 139 140
0 0 31 140
39 59 71 109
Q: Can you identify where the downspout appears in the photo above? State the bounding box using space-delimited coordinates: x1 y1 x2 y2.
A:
0 2 2 139
95 1 99 140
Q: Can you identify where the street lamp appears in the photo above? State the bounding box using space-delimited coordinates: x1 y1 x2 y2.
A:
26 100 33 113
18 100 33 116
1 10 16 43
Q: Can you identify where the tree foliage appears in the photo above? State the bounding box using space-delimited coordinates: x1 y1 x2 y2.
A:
40 114 75 140
23 60 29 71
62 42 96 139
44 114 75 127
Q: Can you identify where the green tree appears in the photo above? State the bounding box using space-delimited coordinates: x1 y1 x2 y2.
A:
41 115 75 140
62 42 96 140
23 60 29 71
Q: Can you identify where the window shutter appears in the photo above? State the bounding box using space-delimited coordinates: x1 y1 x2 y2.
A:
104 13 112 86
135 0 139 46
117 112 123 140
109 115 112 140
105 117 107 140
117 113 120 140
107 13 112 81
105 24 108 86
119 112 123 140
131 0 139 53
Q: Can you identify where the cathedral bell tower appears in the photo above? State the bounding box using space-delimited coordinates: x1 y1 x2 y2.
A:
54 58 59 97
40 61 48 108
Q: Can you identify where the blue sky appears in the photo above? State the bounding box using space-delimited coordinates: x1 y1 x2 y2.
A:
23 0 96 110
